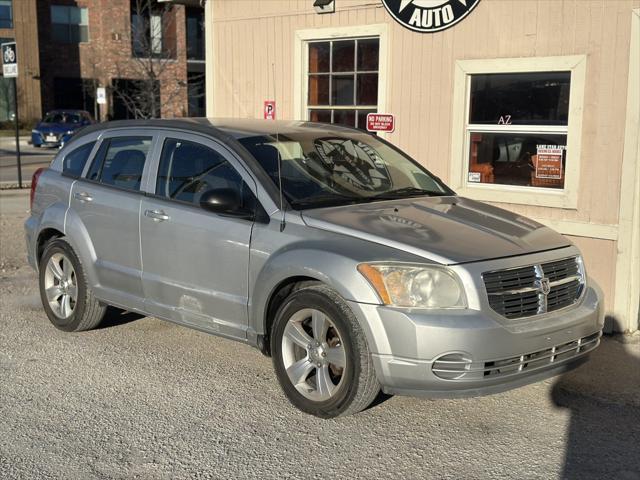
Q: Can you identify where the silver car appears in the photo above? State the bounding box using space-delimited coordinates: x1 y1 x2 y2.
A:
25 119 604 418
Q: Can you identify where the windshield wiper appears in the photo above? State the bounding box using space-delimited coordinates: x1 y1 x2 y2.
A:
290 192 364 209
367 187 449 200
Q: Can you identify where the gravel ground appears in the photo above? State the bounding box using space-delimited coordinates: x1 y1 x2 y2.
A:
1 190 639 480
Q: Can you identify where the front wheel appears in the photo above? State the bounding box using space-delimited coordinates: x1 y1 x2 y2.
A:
271 284 379 418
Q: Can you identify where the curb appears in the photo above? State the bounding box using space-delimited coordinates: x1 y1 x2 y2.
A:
0 183 31 190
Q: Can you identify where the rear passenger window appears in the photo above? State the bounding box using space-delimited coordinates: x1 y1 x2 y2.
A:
87 137 151 191
156 138 248 206
63 141 96 177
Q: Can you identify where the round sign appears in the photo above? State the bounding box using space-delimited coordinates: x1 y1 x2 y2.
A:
381 0 482 33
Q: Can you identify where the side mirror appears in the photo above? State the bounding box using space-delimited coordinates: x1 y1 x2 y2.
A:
199 188 253 219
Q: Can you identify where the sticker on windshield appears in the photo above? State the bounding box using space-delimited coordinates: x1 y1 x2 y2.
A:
313 138 392 192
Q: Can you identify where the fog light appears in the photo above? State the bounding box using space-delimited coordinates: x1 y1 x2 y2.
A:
432 353 472 380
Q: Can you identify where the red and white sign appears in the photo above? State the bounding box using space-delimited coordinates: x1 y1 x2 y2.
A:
366 113 395 133
264 100 276 120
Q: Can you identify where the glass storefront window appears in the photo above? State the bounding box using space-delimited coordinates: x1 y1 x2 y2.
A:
466 72 571 190
306 37 379 130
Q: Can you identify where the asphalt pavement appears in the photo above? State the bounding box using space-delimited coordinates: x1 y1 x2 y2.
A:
1 189 639 479
0 136 55 185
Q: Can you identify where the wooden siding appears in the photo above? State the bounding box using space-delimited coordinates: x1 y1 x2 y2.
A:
208 0 640 317
0 0 42 121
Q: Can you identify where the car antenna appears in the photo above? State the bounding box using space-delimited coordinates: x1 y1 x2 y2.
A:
273 62 286 232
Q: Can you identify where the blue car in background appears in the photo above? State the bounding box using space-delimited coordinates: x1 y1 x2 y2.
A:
31 110 94 148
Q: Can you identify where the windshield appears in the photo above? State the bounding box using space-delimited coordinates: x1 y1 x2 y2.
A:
239 130 453 210
43 112 82 124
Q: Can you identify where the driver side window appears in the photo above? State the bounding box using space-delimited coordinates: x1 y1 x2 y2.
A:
155 138 247 207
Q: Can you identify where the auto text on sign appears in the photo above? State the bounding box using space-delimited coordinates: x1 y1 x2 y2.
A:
366 113 395 133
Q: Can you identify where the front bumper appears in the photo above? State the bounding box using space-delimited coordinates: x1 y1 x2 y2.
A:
348 283 604 398
32 132 67 147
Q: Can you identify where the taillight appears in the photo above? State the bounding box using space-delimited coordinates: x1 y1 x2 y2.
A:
30 168 46 211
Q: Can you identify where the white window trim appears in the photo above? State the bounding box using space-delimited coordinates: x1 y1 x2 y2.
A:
450 55 587 209
293 24 389 135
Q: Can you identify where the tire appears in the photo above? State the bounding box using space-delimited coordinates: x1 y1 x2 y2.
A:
271 284 380 418
38 237 107 332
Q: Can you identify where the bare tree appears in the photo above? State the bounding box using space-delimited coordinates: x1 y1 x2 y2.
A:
111 0 186 119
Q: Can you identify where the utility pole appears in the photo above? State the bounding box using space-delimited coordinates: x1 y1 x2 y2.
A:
2 41 22 187
13 77 22 188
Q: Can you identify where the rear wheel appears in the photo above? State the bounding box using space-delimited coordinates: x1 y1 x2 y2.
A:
39 238 106 332
271 284 379 418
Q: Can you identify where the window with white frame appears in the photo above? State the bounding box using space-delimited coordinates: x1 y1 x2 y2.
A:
306 37 379 129
451 56 586 209
466 72 570 189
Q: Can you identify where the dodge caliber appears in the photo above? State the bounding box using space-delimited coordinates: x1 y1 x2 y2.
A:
25 119 604 418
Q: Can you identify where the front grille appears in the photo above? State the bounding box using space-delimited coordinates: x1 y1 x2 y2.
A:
431 331 601 381
483 256 585 319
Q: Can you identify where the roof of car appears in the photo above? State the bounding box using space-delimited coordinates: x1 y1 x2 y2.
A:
72 117 361 142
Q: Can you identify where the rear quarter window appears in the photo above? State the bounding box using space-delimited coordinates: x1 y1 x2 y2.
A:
62 141 96 177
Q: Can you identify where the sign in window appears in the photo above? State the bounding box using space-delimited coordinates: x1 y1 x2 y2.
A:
466 72 571 190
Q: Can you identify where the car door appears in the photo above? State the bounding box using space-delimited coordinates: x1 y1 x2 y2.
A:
69 132 155 307
139 133 257 339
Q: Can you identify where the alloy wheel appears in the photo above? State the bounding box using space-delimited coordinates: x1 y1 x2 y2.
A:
43 253 77 319
281 308 347 401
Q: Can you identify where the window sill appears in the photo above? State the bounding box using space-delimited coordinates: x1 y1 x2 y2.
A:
455 182 577 209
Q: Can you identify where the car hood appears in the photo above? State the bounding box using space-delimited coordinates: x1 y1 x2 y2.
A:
300 196 572 265
36 123 81 133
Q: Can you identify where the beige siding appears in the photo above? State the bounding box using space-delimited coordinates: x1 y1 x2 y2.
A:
209 0 640 321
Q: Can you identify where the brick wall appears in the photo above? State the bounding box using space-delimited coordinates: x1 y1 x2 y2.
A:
37 0 188 119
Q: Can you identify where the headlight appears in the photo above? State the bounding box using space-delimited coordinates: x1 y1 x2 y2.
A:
66 130 75 135
31 129 40 134
358 263 467 309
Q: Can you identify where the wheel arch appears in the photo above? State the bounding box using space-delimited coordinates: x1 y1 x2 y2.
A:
251 248 383 356
259 276 321 356
36 228 64 265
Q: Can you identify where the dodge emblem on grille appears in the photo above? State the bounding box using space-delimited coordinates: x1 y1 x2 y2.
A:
536 278 551 295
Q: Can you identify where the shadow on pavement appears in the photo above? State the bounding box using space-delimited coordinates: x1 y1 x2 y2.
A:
551 335 640 480
97 307 146 329
0 147 57 157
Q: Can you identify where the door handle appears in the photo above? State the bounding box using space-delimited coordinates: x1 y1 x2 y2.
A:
144 209 170 222
73 191 93 202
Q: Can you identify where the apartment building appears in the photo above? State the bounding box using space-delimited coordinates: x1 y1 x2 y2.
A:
0 0 205 123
